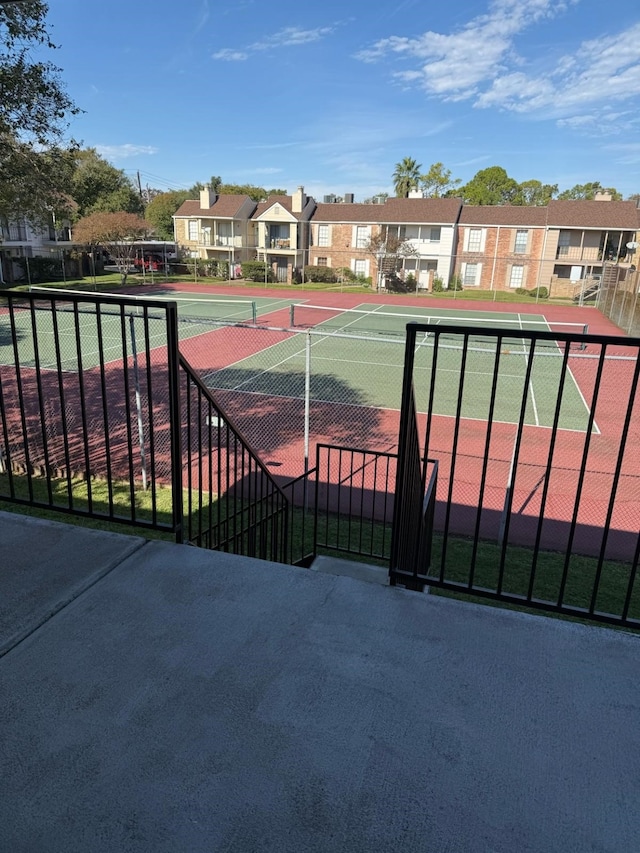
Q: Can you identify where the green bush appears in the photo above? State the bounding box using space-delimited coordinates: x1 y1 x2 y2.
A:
340 267 359 282
515 287 529 296
432 275 444 292
528 286 549 299
241 260 273 282
449 274 463 291
303 265 337 283
405 272 416 288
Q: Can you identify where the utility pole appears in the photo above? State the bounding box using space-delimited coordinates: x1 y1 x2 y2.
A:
136 171 144 203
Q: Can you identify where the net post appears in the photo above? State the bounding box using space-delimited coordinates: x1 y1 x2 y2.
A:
582 323 589 350
251 300 257 324
290 303 295 327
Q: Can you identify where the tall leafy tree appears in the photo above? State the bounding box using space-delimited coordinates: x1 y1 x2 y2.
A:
145 190 191 240
420 162 461 198
70 148 143 218
73 212 152 284
458 166 520 205
392 157 422 198
0 1 79 220
557 182 622 201
513 180 558 206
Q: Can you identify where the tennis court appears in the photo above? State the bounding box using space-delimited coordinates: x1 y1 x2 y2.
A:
0 291 293 372
205 302 595 433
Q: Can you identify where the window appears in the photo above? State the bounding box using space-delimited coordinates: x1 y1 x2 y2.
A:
467 228 483 252
514 230 528 253
354 259 367 278
188 220 198 241
462 263 480 286
318 225 329 247
509 265 524 288
558 231 571 256
429 227 441 242
317 257 327 266
355 226 370 248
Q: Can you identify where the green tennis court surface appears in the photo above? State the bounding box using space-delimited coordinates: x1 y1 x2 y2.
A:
208 303 594 432
0 292 292 371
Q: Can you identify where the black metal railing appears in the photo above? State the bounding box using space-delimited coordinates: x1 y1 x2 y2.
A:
389 330 440 589
398 322 640 628
179 353 290 562
313 443 397 565
0 290 183 537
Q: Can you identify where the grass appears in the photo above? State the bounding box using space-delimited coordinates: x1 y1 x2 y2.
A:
0 473 177 540
300 505 639 630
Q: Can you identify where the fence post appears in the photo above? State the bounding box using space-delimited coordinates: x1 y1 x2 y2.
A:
166 302 183 543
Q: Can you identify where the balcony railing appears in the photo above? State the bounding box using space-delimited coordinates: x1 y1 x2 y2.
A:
3 291 639 629
1 224 27 241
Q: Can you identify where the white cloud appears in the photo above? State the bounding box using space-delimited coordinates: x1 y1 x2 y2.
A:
355 0 640 129
213 22 338 61
212 48 248 61
95 144 158 160
250 26 334 50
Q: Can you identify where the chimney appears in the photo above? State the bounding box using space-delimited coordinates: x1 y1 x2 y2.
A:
408 189 423 199
292 186 306 213
594 191 613 202
200 185 217 209
344 193 354 204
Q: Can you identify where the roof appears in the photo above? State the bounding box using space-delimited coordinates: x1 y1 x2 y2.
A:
173 195 255 219
252 195 315 221
310 197 463 225
459 206 547 227
546 200 640 229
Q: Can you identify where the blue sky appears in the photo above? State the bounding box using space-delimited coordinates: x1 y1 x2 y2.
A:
46 0 640 200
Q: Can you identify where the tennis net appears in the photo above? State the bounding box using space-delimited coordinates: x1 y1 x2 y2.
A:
290 303 589 342
29 287 258 324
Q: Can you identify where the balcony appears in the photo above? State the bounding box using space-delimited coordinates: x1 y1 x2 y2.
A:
2 509 639 851
1 224 27 241
265 238 292 250
201 234 242 248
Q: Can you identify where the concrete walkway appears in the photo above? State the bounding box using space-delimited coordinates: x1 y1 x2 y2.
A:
1 509 639 852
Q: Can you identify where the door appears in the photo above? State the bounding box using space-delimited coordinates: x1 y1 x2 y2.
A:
276 258 288 282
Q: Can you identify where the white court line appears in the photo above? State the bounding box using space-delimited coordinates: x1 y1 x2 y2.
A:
518 312 540 427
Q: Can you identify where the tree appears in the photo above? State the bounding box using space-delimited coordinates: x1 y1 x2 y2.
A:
458 166 520 205
365 229 418 289
145 190 191 240
72 212 153 284
513 180 558 206
557 182 622 201
1 1 79 220
70 149 143 218
420 162 461 198
392 157 422 198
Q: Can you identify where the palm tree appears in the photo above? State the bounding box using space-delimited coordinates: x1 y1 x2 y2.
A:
392 157 422 198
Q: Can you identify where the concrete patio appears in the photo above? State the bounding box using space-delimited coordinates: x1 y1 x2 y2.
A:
1 509 639 852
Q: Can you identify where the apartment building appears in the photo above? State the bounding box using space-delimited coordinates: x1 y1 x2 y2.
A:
253 187 316 283
173 187 257 272
456 206 547 292
308 197 462 288
171 186 640 294
0 214 72 283
543 199 640 297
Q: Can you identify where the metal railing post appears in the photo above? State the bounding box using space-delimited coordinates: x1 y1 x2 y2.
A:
166 302 183 543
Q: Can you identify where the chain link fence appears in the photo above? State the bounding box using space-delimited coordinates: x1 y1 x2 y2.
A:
596 263 640 336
